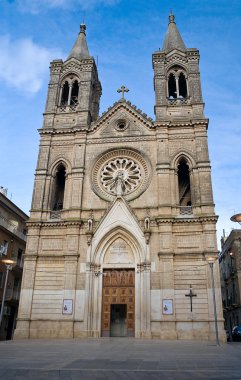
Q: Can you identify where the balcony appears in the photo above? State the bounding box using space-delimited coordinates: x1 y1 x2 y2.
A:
0 213 27 242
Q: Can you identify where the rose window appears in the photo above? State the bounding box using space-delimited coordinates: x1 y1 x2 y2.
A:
100 158 141 195
91 149 151 201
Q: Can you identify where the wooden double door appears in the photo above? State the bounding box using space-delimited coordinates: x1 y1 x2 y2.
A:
101 269 135 337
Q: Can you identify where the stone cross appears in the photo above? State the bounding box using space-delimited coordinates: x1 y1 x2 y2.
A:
185 284 197 312
117 85 129 99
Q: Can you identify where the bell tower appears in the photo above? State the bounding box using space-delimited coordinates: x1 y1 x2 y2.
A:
153 13 204 122
44 24 101 129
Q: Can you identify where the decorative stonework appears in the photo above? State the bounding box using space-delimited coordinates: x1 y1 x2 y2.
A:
100 158 141 195
91 149 151 201
114 119 129 132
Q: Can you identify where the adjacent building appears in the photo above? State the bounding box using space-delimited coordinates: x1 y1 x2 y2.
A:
219 230 241 337
15 14 225 341
0 188 28 340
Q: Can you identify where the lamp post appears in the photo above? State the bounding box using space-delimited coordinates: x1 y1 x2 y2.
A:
0 259 16 329
206 256 220 346
230 213 241 225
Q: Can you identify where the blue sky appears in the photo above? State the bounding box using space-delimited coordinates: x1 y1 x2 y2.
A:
0 0 241 246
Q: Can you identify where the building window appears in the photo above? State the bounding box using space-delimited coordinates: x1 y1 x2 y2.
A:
70 80 79 105
61 81 69 105
60 78 79 107
177 159 191 206
168 67 188 99
168 73 177 99
52 164 66 211
178 72 187 98
17 249 23 267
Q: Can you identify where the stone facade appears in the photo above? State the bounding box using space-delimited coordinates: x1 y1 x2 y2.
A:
219 230 241 339
15 15 225 341
0 189 28 340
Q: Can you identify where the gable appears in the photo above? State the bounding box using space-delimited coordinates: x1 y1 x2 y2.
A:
89 100 154 138
91 197 147 263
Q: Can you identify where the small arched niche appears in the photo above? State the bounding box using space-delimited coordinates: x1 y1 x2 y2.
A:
52 164 66 211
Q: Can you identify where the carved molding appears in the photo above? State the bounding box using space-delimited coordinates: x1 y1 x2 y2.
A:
91 149 152 202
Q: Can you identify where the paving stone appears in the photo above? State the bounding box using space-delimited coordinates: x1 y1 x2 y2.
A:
0 339 240 380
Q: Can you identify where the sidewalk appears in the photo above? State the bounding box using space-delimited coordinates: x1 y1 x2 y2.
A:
0 338 240 379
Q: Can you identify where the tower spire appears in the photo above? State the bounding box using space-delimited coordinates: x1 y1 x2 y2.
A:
67 24 90 60
162 13 186 53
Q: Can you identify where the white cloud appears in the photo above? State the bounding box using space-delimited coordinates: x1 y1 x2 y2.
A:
0 35 61 94
17 0 120 13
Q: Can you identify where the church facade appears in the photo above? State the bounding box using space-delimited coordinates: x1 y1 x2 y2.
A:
15 15 225 341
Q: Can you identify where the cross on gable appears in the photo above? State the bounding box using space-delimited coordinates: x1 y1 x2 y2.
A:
117 85 129 99
185 284 197 312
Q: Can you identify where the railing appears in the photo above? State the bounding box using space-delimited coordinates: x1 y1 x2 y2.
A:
58 103 78 113
178 206 193 216
50 210 61 220
0 213 27 242
167 97 190 106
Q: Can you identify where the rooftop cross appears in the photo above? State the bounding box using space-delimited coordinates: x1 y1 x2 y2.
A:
117 85 129 99
185 284 197 312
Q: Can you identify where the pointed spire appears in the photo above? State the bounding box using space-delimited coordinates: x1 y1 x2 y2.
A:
67 24 90 60
162 13 186 53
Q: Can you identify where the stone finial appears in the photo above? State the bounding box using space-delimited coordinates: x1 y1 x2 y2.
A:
80 23 86 35
169 12 175 24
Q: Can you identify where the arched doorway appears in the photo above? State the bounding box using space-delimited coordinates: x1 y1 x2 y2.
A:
86 198 151 338
102 269 135 337
101 237 135 337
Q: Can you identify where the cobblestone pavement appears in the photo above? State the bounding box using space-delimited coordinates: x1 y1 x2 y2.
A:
0 338 241 380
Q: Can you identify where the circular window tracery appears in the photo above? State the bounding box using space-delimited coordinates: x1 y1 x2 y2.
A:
115 119 128 132
91 149 151 201
100 158 142 195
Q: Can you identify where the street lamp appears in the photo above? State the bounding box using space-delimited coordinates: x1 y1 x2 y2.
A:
0 259 16 329
230 213 241 225
206 255 220 346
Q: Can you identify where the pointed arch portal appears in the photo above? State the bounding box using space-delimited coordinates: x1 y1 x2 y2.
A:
85 198 151 338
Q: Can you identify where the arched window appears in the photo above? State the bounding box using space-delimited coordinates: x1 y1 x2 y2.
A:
177 159 191 206
52 164 66 211
70 80 79 105
168 73 177 98
178 72 187 98
61 81 69 105
168 67 188 99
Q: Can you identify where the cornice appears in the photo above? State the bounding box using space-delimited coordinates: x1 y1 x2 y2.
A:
86 135 156 145
154 119 209 128
38 127 88 135
27 220 82 228
156 216 218 224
